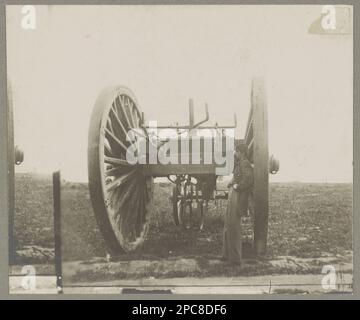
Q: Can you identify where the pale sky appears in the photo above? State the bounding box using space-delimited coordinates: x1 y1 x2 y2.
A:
6 5 353 182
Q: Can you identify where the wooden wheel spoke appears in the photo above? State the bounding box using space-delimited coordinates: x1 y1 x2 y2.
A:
127 98 136 128
104 156 131 166
116 179 138 214
106 169 137 191
134 184 144 236
104 140 114 157
128 127 147 140
126 182 141 240
105 128 128 152
141 184 149 225
119 95 134 129
110 103 131 141
107 118 115 134
106 165 130 177
132 108 140 128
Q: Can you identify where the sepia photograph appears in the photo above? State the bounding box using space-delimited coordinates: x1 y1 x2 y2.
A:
6 4 353 294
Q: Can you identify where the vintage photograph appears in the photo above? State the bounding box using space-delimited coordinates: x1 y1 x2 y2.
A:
6 5 353 294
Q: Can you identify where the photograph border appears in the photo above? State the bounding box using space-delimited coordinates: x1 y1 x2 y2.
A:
0 0 358 300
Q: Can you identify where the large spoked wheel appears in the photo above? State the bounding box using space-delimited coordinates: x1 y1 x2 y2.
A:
245 78 269 256
88 86 153 254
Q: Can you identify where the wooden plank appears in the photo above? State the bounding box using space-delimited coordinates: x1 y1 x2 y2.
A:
53 171 63 293
189 99 194 128
244 102 254 143
245 121 254 146
252 78 269 256
142 164 217 176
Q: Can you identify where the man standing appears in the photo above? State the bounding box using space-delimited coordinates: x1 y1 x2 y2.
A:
222 143 254 265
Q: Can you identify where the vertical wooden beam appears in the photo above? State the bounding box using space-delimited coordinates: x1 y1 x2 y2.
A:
252 78 269 256
53 171 63 293
189 99 194 128
188 99 195 163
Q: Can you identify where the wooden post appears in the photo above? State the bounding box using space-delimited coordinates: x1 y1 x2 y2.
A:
189 99 194 128
252 78 269 256
53 171 63 293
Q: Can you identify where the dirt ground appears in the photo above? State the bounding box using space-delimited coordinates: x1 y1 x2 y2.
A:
13 173 353 282
61 180 353 261
14 173 55 251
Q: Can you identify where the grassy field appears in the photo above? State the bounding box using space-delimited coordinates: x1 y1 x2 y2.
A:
14 173 353 268
14 173 55 251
